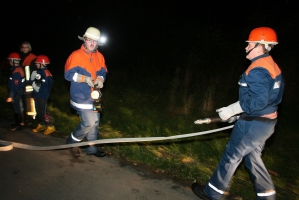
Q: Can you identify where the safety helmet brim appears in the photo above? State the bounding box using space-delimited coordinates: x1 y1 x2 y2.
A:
246 40 278 45
78 35 104 46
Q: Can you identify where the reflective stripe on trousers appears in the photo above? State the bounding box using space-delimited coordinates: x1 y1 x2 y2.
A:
205 118 277 200
66 110 100 154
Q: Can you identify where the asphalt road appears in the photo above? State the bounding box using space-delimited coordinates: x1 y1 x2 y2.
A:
0 120 198 200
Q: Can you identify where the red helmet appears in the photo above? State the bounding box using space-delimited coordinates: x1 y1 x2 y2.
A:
7 52 21 60
246 27 278 44
35 55 50 65
7 52 21 64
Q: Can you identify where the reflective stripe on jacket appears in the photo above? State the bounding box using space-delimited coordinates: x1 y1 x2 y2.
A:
238 54 284 116
64 45 107 111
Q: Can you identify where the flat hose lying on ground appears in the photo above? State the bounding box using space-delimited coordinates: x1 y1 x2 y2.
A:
0 125 234 151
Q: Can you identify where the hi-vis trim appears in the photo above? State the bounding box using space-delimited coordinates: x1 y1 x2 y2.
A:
238 81 247 87
70 100 93 109
257 190 276 197
273 81 281 89
71 133 82 142
208 182 225 194
22 78 25 82
239 81 281 89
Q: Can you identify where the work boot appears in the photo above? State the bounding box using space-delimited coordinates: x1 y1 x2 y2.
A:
191 183 212 200
86 150 106 157
10 124 23 131
43 126 56 135
69 147 81 158
32 124 46 132
9 114 23 131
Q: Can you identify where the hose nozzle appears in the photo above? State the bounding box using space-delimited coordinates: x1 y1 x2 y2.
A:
194 117 222 124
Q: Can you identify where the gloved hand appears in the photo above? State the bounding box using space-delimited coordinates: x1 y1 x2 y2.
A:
76 74 94 87
94 76 104 88
31 70 37 81
226 115 240 123
32 82 40 92
216 101 243 121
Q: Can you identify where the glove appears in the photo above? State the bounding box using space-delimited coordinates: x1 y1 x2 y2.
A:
227 115 240 123
94 76 104 88
31 70 37 81
76 74 94 87
32 82 40 92
216 101 243 121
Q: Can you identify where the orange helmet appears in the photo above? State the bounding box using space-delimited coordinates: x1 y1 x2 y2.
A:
7 52 21 63
35 55 50 65
246 27 278 45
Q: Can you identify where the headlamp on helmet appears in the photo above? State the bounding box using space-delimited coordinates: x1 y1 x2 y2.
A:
78 27 107 46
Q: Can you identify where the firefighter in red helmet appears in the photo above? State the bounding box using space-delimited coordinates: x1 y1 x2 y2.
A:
30 55 56 135
192 27 284 200
6 52 26 131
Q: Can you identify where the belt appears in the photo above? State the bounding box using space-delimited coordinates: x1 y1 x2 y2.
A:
239 115 277 122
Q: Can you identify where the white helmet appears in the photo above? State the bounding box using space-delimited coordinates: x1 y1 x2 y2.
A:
78 27 100 41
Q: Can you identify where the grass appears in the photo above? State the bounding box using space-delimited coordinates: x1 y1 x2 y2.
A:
0 60 298 200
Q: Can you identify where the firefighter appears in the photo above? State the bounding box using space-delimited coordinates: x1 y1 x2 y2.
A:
192 27 284 199
6 52 26 131
20 41 37 75
65 27 107 158
19 41 37 125
30 55 56 135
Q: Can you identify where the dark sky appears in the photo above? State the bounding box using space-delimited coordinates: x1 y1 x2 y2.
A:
0 0 297 69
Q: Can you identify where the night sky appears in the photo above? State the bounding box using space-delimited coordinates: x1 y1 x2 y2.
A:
0 0 298 72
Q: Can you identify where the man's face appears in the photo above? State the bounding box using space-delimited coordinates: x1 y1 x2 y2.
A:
84 37 98 51
245 42 261 60
21 44 30 53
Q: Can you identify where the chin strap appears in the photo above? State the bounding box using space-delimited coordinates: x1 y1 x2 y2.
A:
246 43 259 55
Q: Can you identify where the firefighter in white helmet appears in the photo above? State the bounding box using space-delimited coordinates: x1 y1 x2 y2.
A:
65 27 108 158
192 27 284 200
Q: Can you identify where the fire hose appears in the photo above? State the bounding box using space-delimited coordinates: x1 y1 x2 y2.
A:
0 117 233 151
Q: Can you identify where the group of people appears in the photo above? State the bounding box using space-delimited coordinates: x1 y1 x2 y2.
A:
64 26 284 199
6 41 55 135
6 27 107 158
6 26 284 199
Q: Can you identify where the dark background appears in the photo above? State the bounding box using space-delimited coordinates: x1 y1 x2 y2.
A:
1 0 298 74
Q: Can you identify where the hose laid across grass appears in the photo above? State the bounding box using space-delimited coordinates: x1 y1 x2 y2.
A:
0 125 234 151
